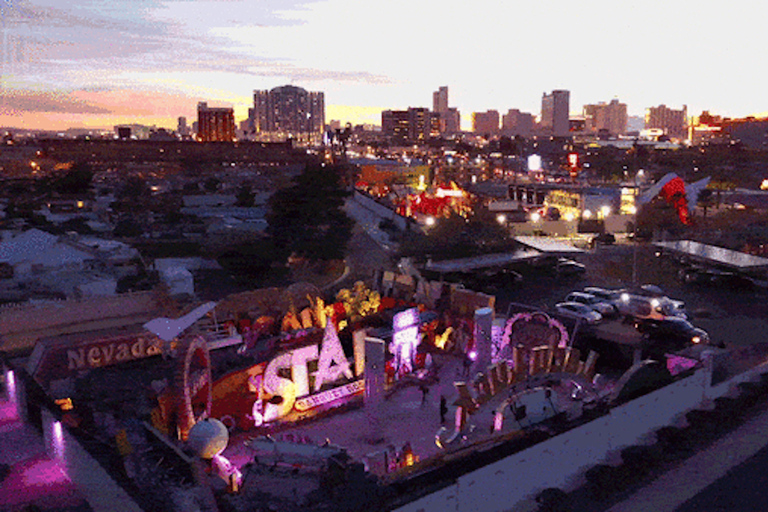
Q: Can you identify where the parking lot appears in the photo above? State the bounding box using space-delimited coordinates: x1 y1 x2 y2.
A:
494 242 768 352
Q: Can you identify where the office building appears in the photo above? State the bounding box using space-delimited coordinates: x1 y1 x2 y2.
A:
540 90 570 137
433 86 449 114
382 108 439 143
432 86 461 134
251 85 325 136
502 109 534 138
196 102 235 142
177 117 190 138
473 110 500 136
583 99 628 136
645 104 688 140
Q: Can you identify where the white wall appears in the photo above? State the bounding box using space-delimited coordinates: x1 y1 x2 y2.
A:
41 408 144 512
393 361 761 512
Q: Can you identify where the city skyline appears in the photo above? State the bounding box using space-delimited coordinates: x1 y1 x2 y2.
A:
1 0 768 132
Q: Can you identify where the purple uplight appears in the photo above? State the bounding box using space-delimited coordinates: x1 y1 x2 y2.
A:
468 350 477 361
6 370 16 402
53 421 65 459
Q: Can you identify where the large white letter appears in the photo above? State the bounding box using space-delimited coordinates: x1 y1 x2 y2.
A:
314 322 353 392
291 345 318 398
263 352 296 419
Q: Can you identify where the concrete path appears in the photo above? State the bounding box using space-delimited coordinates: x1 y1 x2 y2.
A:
606 406 768 512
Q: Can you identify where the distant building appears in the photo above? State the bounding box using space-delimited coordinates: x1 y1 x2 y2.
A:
197 102 236 142
381 108 439 143
502 109 534 138
432 86 461 135
441 108 462 134
627 115 645 134
645 104 688 140
251 85 325 136
116 126 132 140
583 99 628 136
540 90 570 137
177 117 190 138
473 110 500 136
433 86 449 114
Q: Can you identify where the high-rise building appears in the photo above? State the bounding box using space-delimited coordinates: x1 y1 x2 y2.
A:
645 104 688 140
441 108 461 134
433 86 449 114
583 99 628 136
196 102 236 142
502 109 534 138
251 85 325 136
382 108 439 143
472 110 500 136
540 90 570 137
177 116 190 138
431 86 461 135
382 110 410 143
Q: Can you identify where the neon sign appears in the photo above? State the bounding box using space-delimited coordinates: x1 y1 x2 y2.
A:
66 337 162 371
392 308 420 375
253 321 363 426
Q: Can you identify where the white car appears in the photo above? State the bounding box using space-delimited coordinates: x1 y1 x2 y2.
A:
554 302 603 324
565 291 618 316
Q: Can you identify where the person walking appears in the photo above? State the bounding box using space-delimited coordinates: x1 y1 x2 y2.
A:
440 395 448 424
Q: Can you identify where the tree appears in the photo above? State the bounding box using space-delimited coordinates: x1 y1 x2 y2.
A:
398 208 516 261
266 163 353 262
52 163 93 196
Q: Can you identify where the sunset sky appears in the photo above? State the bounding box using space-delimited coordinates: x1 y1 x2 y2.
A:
1 0 767 131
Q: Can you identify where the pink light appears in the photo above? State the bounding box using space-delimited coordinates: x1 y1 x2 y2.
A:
468 351 477 361
6 370 16 402
53 421 65 459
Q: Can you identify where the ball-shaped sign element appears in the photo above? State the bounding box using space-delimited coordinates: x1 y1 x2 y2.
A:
187 418 229 459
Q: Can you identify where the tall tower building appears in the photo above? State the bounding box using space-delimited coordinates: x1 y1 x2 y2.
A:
433 86 449 114
540 90 570 137
196 102 235 142
645 104 688 140
431 86 460 134
251 85 325 136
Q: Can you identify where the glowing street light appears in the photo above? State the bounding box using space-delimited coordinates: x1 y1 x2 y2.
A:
425 216 436 227
582 209 592 219
496 214 507 225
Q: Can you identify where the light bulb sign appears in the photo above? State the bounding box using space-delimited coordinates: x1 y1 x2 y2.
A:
391 308 421 376
212 322 365 429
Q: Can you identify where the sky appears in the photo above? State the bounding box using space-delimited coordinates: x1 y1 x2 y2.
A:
1 0 768 132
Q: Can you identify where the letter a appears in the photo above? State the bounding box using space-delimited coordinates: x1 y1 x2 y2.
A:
314 321 353 392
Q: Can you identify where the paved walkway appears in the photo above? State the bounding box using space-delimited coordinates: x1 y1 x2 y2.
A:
606 405 768 512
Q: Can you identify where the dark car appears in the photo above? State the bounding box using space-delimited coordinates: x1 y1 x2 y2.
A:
556 258 586 276
635 317 710 357
681 267 755 290
590 232 616 248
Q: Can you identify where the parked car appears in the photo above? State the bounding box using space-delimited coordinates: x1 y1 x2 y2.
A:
618 285 687 319
556 258 586 276
681 267 755 290
554 302 603 324
564 291 618 316
635 317 710 350
589 232 616 248
583 286 626 306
